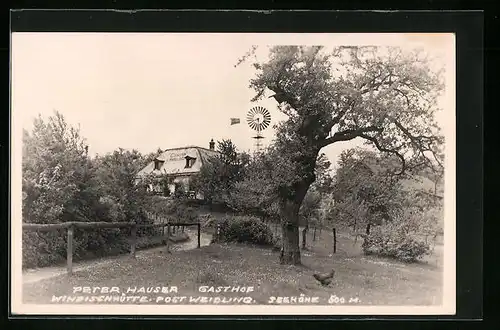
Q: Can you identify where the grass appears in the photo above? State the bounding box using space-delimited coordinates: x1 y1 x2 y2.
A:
22 229 443 306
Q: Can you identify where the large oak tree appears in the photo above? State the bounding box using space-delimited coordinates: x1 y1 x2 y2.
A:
239 45 445 264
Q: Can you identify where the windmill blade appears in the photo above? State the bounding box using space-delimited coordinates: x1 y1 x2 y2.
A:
247 106 272 133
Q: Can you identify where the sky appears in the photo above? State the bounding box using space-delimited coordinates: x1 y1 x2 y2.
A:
11 33 454 171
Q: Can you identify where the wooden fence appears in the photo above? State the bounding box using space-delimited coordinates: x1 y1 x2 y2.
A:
22 220 201 276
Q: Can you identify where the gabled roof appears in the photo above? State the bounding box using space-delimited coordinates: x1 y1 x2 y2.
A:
137 146 219 177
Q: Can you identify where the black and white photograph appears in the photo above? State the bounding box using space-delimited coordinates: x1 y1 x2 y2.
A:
10 31 456 315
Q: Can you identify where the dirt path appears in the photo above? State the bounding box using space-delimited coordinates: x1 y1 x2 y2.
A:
22 229 213 285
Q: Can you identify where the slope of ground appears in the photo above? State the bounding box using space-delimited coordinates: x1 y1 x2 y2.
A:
22 229 443 306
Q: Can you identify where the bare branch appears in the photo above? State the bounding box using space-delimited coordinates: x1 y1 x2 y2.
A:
359 73 394 94
391 119 443 170
394 87 411 106
320 126 383 148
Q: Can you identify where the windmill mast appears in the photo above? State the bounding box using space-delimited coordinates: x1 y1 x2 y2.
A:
254 118 264 153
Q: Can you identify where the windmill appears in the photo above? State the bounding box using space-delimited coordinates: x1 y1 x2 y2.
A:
246 106 271 153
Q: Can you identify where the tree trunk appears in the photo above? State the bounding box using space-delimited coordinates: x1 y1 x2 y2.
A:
279 200 302 265
281 222 301 264
313 227 317 241
366 223 371 236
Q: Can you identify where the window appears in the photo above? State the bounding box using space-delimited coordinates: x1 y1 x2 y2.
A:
154 159 164 171
185 156 196 168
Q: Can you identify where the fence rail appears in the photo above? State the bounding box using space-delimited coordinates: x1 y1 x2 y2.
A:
23 219 201 276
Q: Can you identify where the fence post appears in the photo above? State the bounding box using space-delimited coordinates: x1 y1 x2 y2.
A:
302 226 307 249
166 222 171 253
130 223 137 258
333 227 337 254
197 223 201 248
67 224 74 276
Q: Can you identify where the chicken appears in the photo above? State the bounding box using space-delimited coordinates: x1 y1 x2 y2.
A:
313 269 335 286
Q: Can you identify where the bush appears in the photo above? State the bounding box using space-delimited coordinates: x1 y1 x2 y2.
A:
361 209 434 262
74 228 131 260
22 231 67 268
362 233 430 262
145 197 199 222
212 216 275 246
22 227 132 268
173 205 197 223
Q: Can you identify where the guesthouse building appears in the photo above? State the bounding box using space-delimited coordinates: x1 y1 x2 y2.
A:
136 139 219 198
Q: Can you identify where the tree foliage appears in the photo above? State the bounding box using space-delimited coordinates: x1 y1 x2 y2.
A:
143 147 164 165
331 147 443 258
93 148 150 223
192 139 332 225
190 139 249 204
239 45 445 264
22 111 95 224
247 46 444 175
330 149 406 232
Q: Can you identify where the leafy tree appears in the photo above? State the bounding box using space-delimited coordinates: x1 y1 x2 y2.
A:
298 187 322 248
21 111 111 266
226 151 280 220
22 111 95 224
143 147 164 166
239 45 445 264
229 147 332 247
191 139 249 204
330 148 405 239
417 164 444 197
21 112 161 266
314 153 334 195
93 148 150 224
159 175 174 197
